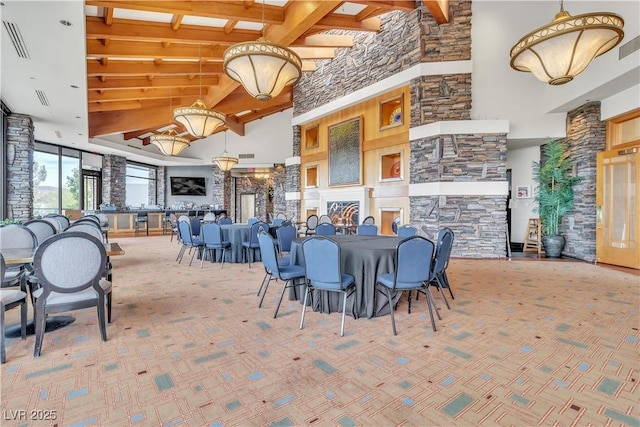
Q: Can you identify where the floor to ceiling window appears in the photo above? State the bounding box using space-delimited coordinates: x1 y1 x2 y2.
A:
126 163 157 209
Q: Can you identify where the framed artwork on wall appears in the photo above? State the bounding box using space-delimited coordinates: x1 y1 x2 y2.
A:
328 116 362 186
516 185 531 199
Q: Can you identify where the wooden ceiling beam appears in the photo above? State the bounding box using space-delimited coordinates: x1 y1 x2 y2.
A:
87 61 223 77
312 15 381 32
88 101 143 113
291 34 353 48
87 75 219 90
289 47 335 60
86 17 260 45
89 104 175 137
350 1 415 12
85 1 285 24
424 0 450 24
265 1 343 45
86 39 227 60
88 87 202 103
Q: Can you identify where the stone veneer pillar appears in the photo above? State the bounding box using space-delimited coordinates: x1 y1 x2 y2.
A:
5 114 34 221
272 163 286 215
102 154 127 208
285 126 301 221
561 102 605 262
211 165 232 213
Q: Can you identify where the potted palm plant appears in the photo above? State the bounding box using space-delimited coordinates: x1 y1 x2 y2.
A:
532 139 582 258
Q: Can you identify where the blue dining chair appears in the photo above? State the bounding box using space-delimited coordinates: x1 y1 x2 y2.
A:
356 224 378 235
201 222 231 269
301 236 356 337
430 227 455 302
397 224 418 237
218 217 233 225
376 236 438 334
315 223 336 236
272 218 284 227
242 221 268 267
257 231 306 318
247 217 259 225
276 223 297 265
177 220 205 266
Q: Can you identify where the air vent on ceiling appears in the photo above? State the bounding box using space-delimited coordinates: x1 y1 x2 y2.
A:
2 21 30 59
127 144 142 150
54 130 62 139
619 35 639 60
35 90 49 106
239 153 255 159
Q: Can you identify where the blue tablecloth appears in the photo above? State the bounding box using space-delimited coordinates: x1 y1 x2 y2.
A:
205 223 277 263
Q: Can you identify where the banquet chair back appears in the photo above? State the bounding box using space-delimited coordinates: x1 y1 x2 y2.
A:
0 253 27 363
41 217 64 233
200 222 231 269
375 236 438 334
218 217 233 225
275 212 287 220
362 216 375 225
397 225 418 237
203 212 216 222
23 219 57 245
316 223 336 236
272 218 284 227
431 227 455 303
76 215 100 225
65 223 105 242
0 225 37 289
168 213 178 242
32 232 111 357
301 236 356 336
276 223 297 254
318 214 332 224
247 217 259 225
176 220 204 266
257 231 306 318
356 224 378 236
242 221 268 267
134 211 149 236
45 214 70 229
70 218 102 230
391 217 401 235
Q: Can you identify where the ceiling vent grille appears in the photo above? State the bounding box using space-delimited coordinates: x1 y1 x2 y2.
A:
239 153 255 159
35 90 49 107
2 21 30 59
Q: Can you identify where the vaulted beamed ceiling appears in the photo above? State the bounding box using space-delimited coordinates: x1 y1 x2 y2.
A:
85 0 448 144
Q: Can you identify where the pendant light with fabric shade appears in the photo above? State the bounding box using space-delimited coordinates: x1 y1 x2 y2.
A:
212 130 238 171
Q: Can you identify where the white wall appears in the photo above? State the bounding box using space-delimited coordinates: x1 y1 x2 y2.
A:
165 165 215 209
506 145 540 243
472 1 640 145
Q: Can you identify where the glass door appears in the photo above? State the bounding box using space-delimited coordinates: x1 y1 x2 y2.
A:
83 170 102 211
596 149 639 268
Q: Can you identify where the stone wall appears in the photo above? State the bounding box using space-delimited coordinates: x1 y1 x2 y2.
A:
412 74 472 126
156 166 166 208
234 177 270 222
5 114 33 221
562 102 605 262
272 163 286 216
420 0 472 62
211 166 232 211
102 154 126 208
293 10 421 115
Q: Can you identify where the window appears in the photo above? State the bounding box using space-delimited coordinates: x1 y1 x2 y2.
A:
126 163 157 208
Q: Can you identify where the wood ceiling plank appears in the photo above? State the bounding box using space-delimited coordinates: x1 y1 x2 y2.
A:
87 61 223 76
87 75 219 90
85 1 284 24
312 15 381 32
86 16 260 45
265 1 343 45
88 101 143 113
289 47 335 60
89 105 175 137
351 1 415 12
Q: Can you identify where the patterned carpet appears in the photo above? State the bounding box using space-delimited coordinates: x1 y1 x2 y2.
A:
1 235 638 427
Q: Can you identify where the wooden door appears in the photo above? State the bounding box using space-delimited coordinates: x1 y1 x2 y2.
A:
596 148 639 268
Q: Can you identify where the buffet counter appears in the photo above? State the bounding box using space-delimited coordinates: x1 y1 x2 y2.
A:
93 209 228 236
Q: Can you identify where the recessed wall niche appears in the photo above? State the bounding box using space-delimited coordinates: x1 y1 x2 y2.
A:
379 151 403 182
379 94 403 130
305 165 318 188
305 125 319 149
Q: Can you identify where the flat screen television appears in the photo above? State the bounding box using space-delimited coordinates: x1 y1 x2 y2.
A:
170 176 206 196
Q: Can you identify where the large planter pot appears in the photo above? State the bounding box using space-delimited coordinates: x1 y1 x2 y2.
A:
542 235 565 258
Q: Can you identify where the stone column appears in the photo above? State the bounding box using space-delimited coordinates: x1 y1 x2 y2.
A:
102 154 127 208
5 114 34 221
211 165 232 212
562 102 605 262
285 126 301 221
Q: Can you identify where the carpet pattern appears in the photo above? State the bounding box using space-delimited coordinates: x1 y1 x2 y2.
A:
1 236 638 426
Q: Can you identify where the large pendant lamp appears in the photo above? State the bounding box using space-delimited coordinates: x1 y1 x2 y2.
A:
174 47 226 137
212 130 238 171
223 0 302 101
150 128 190 156
510 0 624 85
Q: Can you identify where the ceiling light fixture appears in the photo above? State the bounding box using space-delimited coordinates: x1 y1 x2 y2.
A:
174 45 226 138
509 0 624 85
150 128 190 156
151 91 190 156
222 0 302 100
212 130 238 171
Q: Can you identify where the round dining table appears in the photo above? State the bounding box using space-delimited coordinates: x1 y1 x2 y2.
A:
289 234 405 319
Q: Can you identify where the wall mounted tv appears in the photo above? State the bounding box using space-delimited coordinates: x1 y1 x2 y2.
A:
170 177 207 196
